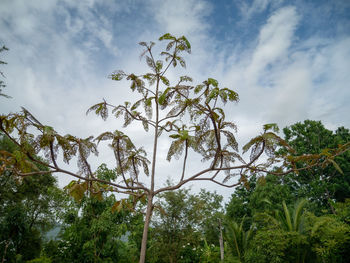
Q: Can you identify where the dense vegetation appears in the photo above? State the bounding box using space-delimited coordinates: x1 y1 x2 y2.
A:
1 120 349 262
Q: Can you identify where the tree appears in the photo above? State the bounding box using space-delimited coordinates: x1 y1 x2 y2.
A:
226 174 293 231
0 134 66 262
147 187 223 263
279 120 350 214
242 200 350 263
224 218 254 263
43 195 132 263
225 199 308 262
0 34 347 263
305 213 350 262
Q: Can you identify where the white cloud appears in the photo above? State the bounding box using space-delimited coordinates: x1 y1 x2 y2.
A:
267 60 311 123
150 0 211 36
238 0 284 20
246 6 299 83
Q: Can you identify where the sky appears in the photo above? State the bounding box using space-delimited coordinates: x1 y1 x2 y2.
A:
1 0 350 201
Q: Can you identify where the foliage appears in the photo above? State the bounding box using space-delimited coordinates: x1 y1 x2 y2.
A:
42 195 133 263
224 120 350 262
224 218 254 262
334 199 350 224
245 230 308 263
305 212 350 262
27 256 52 263
0 134 66 262
226 197 350 263
279 120 350 213
199 238 222 263
225 174 293 230
147 187 223 263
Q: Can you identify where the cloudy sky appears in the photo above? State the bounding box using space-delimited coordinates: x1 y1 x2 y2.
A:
1 0 350 201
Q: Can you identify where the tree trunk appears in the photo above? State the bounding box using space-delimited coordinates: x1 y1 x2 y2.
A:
219 219 224 261
139 194 153 263
325 188 337 215
1 240 10 263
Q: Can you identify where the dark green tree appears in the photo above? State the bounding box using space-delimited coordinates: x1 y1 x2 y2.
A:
225 184 350 262
280 120 350 213
0 134 66 262
226 174 293 230
224 217 254 263
304 212 350 262
243 200 350 263
148 187 223 263
43 196 132 263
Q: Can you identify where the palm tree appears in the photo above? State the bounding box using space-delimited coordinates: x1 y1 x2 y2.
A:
267 199 309 263
275 199 307 232
224 217 254 262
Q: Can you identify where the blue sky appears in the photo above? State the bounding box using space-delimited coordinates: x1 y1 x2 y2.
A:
1 0 350 200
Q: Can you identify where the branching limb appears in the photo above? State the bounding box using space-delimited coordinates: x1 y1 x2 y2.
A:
159 105 187 123
106 103 156 128
160 42 177 77
156 140 267 194
49 141 58 169
13 165 149 192
193 177 241 188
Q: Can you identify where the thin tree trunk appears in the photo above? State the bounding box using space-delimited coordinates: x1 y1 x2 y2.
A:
218 219 224 261
139 74 159 263
1 240 10 263
139 194 153 263
325 188 336 215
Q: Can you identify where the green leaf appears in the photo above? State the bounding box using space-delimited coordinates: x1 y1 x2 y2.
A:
158 87 170 105
328 159 344 174
208 78 218 87
64 180 77 189
179 76 193 83
160 76 170 86
263 123 279 133
227 89 239 102
242 136 263 154
131 99 142 111
159 33 175 41
180 129 189 140
206 88 219 103
194 84 204 94
176 56 186 68
142 119 149 132
86 102 108 120
146 56 155 70
110 70 125 81
156 60 163 72
219 90 228 103
181 36 191 49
